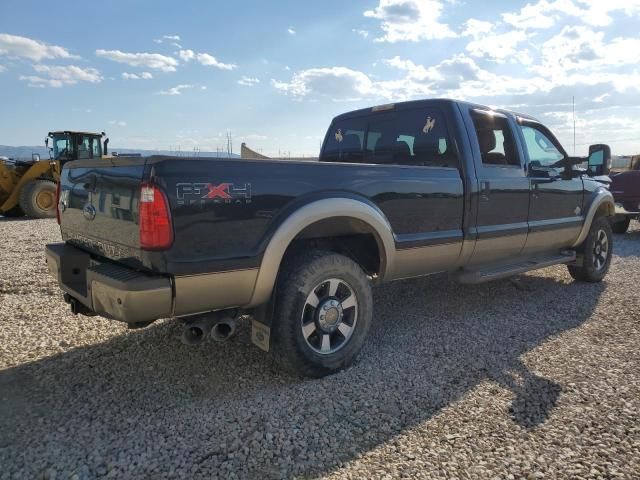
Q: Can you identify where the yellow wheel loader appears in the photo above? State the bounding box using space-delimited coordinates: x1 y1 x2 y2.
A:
0 131 108 218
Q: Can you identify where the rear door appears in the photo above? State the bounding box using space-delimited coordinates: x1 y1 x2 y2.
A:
59 157 147 269
516 121 584 255
466 109 530 267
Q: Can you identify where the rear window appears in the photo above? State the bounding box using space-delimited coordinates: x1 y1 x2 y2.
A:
321 117 365 163
321 108 458 168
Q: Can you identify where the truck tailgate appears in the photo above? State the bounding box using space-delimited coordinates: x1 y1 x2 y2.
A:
59 157 147 268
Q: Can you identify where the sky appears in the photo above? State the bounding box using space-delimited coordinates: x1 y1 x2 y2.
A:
0 0 639 156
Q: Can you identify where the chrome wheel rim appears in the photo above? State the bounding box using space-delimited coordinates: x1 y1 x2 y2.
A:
301 278 358 355
592 229 609 271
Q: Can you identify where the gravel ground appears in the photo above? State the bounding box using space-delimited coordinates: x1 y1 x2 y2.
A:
1 218 639 479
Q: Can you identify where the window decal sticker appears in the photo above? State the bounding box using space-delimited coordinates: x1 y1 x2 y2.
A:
423 117 436 134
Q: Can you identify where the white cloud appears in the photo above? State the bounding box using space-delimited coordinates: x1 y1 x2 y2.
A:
287 27 296 35
158 84 195 95
238 76 260 86
534 26 640 78
19 64 102 88
352 29 370 38
363 0 455 42
0 33 78 61
96 49 178 72
461 19 495 37
503 0 640 30
195 53 237 70
122 71 153 80
163 35 181 41
179 49 195 61
273 67 379 100
465 29 530 62
0 64 5 73
108 120 127 127
179 49 236 70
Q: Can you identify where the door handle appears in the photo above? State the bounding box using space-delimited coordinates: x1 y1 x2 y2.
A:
481 181 490 200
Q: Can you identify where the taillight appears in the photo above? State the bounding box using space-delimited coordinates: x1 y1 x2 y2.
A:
139 183 173 250
55 181 61 225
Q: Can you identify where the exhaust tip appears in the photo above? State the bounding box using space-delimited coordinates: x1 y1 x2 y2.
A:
211 320 236 342
182 326 205 345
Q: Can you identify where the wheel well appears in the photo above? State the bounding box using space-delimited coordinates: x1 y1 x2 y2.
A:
595 201 614 218
282 217 384 278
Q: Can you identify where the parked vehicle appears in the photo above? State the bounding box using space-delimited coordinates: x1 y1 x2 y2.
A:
46 99 615 377
609 155 640 233
0 131 108 218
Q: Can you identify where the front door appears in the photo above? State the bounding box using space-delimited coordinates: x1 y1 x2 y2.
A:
518 122 584 256
467 110 530 267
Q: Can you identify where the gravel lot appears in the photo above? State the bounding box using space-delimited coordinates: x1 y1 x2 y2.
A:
1 218 639 479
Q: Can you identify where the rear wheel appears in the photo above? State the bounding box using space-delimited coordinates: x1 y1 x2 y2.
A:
610 217 630 234
568 215 613 282
271 250 373 377
18 179 57 219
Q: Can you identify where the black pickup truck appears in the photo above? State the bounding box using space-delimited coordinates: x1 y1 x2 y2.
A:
46 99 615 377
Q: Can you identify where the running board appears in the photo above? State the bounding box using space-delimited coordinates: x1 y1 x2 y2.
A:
454 251 576 284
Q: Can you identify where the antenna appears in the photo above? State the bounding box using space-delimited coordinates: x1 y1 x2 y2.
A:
572 96 576 155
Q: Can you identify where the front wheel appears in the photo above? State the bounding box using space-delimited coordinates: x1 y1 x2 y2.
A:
18 179 57 218
271 250 373 377
568 215 613 283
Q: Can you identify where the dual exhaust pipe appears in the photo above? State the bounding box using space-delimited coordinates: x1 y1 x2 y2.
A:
181 311 237 345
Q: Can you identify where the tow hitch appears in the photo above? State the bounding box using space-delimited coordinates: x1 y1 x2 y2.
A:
63 293 96 317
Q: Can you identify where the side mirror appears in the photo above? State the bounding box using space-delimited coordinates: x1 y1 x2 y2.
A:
588 144 611 176
45 137 49 148
103 137 109 156
32 153 41 162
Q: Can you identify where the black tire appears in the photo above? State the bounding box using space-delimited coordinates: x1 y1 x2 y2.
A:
18 179 57 219
1 205 24 217
568 216 613 282
610 217 630 234
271 250 373 377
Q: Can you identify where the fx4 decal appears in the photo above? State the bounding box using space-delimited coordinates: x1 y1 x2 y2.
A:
176 182 252 206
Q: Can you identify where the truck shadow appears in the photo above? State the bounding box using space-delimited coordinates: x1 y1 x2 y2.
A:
0 269 605 479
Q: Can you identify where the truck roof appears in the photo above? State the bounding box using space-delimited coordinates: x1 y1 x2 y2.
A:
332 98 541 123
48 131 104 137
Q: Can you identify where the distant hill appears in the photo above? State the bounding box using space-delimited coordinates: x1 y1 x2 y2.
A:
0 145 240 160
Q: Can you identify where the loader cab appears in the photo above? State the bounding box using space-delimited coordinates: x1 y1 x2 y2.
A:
47 131 108 163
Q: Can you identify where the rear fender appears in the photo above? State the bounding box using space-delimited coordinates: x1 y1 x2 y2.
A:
247 197 396 307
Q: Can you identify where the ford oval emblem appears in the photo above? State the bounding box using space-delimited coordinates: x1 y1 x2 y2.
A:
82 204 97 221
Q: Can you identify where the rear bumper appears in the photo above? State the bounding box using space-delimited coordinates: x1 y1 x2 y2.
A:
45 243 173 323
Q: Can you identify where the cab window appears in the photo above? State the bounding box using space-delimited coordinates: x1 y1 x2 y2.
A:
320 108 458 168
77 136 92 160
364 109 457 168
471 111 520 167
519 125 564 168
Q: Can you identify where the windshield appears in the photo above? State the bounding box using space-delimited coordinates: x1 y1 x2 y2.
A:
52 135 73 160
